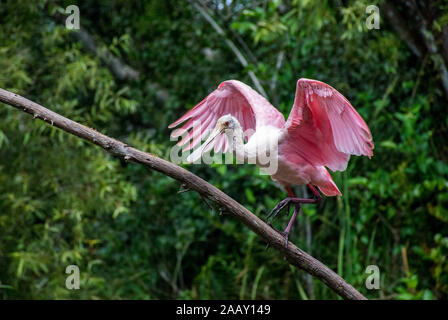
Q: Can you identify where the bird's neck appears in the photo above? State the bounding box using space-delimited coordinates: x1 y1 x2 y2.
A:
225 122 246 162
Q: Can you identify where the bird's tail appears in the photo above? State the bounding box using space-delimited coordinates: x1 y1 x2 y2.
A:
317 171 342 196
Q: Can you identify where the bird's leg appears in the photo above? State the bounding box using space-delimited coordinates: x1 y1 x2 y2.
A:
308 184 323 202
267 184 321 221
283 202 301 247
267 184 322 247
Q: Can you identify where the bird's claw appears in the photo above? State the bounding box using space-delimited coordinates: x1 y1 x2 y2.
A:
265 231 289 250
265 188 323 250
266 199 292 249
267 198 291 221
266 220 290 250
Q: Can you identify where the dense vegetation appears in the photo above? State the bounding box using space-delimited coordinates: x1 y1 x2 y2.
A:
1 0 447 299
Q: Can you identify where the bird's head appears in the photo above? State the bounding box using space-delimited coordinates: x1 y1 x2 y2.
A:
215 114 238 132
201 115 238 151
192 115 237 155
186 114 242 163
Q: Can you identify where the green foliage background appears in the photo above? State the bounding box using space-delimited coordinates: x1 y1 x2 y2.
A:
1 0 447 299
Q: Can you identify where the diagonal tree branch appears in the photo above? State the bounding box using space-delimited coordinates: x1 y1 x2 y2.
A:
0 88 366 300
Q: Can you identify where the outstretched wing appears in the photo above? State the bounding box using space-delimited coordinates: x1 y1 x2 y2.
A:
280 78 374 172
169 80 285 153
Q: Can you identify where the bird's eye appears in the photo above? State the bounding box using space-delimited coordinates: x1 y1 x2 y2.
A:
224 121 229 126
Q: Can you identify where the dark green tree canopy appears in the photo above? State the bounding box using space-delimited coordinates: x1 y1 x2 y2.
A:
0 0 447 299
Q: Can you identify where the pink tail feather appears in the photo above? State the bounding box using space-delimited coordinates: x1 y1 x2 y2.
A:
317 178 342 197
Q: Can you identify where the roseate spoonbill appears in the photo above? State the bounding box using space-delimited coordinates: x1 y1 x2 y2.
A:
169 78 373 246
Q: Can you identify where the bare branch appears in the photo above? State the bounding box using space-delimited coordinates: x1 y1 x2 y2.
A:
270 50 285 106
0 88 367 300
407 1 448 98
382 1 425 58
442 26 448 66
383 1 448 98
190 0 268 98
50 9 170 102
72 28 140 81
270 51 284 92
198 0 259 66
52 8 139 81
71 27 170 102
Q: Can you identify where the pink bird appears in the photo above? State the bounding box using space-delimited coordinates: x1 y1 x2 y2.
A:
169 78 373 246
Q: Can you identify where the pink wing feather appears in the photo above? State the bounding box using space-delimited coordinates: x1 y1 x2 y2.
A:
169 80 285 153
280 78 374 172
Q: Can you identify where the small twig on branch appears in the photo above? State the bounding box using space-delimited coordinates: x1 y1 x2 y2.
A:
178 183 192 194
0 88 366 300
